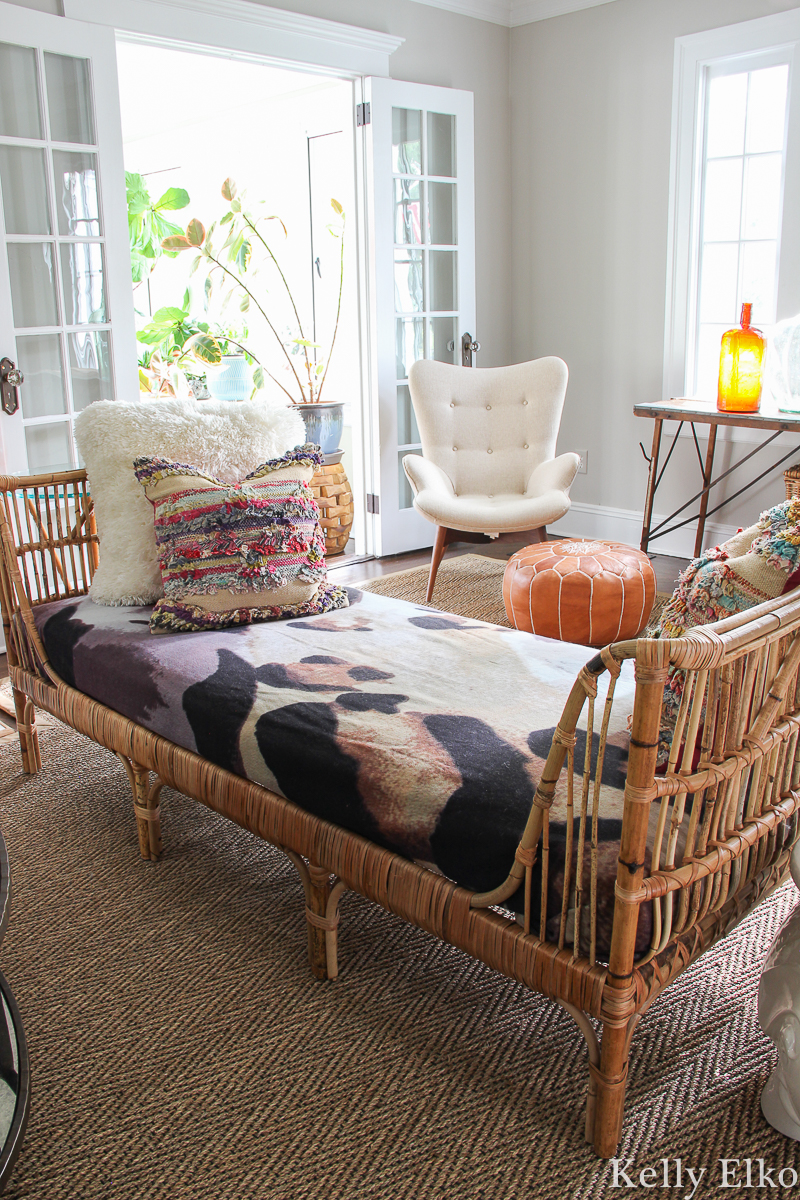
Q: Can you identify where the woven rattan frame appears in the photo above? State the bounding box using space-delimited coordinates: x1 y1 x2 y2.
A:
1 468 799 1159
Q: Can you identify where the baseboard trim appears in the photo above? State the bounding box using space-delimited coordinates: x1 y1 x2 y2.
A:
550 501 737 560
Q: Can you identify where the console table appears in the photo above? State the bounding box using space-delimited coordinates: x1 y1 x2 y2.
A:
634 398 800 557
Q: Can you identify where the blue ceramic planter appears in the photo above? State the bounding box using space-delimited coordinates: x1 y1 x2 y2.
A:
207 355 252 402
295 402 344 454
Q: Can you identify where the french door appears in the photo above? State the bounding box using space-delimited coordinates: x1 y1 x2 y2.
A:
362 78 475 557
0 2 136 477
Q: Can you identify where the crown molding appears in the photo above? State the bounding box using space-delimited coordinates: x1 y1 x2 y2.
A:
510 0 619 26
148 0 405 53
406 0 511 26
65 0 404 75
407 0 621 27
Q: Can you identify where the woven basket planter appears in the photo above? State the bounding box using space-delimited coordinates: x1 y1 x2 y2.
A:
310 461 354 556
786 465 800 501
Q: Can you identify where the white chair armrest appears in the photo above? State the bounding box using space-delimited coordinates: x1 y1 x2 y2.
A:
525 452 580 498
403 454 455 498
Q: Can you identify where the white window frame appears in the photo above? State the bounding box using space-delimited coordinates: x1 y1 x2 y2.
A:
664 8 800 411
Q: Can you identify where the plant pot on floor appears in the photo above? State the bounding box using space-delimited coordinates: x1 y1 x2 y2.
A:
295 401 344 454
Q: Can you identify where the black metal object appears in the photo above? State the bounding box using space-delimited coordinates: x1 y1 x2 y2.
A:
0 970 29 1195
0 828 28 1194
0 361 22 417
642 421 796 551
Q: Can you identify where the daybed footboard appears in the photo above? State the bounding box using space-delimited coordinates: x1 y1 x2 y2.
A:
2 469 800 1161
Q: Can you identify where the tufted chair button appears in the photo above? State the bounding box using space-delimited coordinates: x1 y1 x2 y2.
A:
487 448 493 454
486 404 492 410
450 402 455 408
453 446 458 452
523 443 529 449
522 399 528 406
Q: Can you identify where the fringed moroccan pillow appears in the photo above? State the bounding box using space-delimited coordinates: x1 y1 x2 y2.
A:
134 443 348 633
654 498 800 756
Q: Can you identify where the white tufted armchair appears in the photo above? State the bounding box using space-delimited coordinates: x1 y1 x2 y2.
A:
404 357 580 601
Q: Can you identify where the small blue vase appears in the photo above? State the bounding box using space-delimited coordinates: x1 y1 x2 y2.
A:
207 355 252 402
295 402 344 454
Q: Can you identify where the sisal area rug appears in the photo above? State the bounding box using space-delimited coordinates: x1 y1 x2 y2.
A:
357 552 672 634
1 721 799 1198
358 553 510 625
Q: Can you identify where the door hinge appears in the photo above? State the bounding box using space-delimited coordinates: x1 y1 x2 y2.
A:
356 102 371 127
366 493 380 514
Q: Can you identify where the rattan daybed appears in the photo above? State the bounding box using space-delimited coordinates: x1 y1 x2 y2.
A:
1 467 799 1159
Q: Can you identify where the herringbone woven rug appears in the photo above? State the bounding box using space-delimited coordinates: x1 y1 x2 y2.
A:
1 719 799 1200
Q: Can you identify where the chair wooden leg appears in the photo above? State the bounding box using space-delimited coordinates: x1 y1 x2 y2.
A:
427 526 449 602
13 688 41 775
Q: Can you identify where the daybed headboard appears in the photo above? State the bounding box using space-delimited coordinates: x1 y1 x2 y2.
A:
0 469 96 677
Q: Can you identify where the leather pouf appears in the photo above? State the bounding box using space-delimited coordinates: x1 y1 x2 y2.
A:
503 540 656 646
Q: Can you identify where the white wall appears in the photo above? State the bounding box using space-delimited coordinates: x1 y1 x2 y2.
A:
510 0 800 555
6 0 61 10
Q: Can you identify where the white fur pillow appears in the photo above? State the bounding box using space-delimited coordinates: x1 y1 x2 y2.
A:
74 396 305 606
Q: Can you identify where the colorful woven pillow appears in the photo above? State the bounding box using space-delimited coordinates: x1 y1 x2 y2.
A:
655 498 800 750
133 444 348 633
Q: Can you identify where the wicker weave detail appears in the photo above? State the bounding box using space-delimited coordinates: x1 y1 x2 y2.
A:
305 906 341 932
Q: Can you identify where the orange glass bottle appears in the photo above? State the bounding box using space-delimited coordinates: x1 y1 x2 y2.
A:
717 302 766 413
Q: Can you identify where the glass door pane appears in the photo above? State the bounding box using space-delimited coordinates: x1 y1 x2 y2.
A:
392 102 459 509
0 15 124 477
367 77 475 555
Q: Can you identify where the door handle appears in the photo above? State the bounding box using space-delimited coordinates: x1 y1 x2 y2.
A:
461 332 480 367
0 358 23 416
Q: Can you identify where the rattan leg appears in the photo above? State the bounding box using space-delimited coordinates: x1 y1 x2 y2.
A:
116 755 163 861
556 1000 600 1142
592 1022 633 1158
285 852 345 981
306 863 349 980
13 688 40 775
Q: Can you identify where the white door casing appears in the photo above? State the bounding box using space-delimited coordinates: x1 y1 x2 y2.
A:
362 77 475 557
0 0 137 476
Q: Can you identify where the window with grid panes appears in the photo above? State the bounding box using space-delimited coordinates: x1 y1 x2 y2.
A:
392 107 458 509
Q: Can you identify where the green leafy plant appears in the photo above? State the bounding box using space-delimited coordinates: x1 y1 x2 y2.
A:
126 171 191 284
162 178 345 403
136 289 254 397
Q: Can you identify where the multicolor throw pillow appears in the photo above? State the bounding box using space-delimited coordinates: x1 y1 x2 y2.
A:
133 444 348 633
654 498 800 750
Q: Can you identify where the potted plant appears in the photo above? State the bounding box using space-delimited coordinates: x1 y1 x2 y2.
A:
162 179 346 445
135 290 258 401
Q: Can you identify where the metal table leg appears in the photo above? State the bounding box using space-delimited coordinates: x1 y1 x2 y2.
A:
640 419 662 553
695 423 718 557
